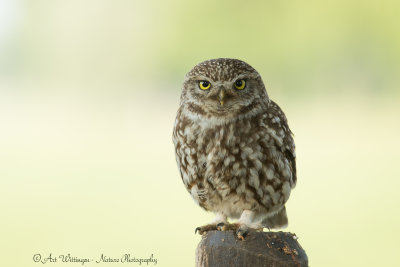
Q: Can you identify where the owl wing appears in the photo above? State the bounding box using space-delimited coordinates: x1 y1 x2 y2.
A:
266 100 297 188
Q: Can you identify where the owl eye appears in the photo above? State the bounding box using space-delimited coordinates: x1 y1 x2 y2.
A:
199 81 211 90
234 79 246 90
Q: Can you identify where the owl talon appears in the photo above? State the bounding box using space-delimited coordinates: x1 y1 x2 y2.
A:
216 222 227 231
236 228 249 240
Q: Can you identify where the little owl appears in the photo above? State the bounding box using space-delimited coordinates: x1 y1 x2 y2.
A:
172 58 296 239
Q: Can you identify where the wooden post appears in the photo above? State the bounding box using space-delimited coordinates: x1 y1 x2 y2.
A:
196 231 308 267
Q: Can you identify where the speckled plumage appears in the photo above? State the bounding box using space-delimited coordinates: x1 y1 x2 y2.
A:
172 58 296 233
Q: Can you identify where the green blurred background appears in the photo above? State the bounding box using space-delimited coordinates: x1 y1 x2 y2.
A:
1 0 399 266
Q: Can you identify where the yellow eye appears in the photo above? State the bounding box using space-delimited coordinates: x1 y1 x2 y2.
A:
199 81 211 90
234 79 246 90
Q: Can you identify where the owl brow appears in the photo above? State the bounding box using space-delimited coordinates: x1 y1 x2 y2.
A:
229 73 255 82
190 76 215 83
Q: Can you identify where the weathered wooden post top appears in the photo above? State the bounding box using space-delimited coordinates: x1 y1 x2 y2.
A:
196 231 308 267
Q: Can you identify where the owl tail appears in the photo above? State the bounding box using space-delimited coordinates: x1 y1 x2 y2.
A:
261 206 288 229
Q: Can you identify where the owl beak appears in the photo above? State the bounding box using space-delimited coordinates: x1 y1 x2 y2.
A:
218 90 225 106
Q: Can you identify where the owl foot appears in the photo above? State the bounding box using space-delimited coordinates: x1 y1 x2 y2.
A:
195 224 218 235
195 213 229 235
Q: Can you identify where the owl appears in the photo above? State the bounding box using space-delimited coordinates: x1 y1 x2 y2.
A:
172 58 296 240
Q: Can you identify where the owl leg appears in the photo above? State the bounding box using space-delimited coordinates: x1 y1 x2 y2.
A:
195 212 227 235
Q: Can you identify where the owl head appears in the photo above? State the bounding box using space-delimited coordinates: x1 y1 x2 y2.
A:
181 58 269 117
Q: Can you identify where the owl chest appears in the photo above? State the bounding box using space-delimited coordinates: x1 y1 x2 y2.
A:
185 122 263 182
